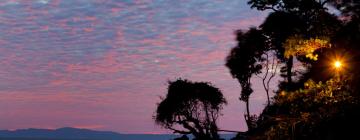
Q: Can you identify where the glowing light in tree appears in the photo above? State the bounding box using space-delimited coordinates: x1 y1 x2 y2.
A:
284 36 330 61
334 60 342 69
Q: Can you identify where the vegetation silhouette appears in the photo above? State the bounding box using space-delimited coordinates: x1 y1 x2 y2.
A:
231 0 360 139
248 0 340 91
155 0 360 139
155 79 227 140
225 28 267 130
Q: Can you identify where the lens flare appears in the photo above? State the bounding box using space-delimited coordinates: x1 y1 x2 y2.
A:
334 61 342 69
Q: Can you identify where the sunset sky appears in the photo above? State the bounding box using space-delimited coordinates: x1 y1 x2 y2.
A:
0 0 273 134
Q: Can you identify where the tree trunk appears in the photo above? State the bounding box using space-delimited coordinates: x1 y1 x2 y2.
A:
266 89 270 106
204 104 211 137
245 99 252 130
262 79 270 106
246 99 250 120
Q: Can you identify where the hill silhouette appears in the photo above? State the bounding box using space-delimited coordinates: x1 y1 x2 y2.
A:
0 127 235 140
0 127 174 140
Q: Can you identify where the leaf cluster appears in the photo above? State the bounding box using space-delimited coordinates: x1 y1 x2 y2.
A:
251 78 358 139
284 36 330 61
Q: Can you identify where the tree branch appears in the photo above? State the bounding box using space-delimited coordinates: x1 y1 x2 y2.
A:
257 52 279 106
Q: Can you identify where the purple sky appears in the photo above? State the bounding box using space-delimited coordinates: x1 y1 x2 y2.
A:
0 0 273 134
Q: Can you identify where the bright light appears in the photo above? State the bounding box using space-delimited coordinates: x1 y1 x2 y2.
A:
334 60 342 69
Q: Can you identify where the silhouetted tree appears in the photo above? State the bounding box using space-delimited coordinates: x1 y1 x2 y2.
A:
155 79 227 140
225 28 267 130
248 0 341 91
260 11 305 89
229 1 360 139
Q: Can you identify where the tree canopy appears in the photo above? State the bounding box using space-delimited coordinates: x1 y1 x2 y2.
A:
155 79 226 140
229 0 360 139
225 28 267 129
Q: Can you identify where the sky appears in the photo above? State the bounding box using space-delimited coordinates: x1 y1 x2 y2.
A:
0 0 273 134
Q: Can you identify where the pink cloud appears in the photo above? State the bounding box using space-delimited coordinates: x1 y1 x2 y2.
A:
65 51 124 74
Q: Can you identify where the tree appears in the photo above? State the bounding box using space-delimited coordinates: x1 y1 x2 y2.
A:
155 79 227 140
260 11 305 90
228 1 360 139
249 0 340 91
225 28 267 130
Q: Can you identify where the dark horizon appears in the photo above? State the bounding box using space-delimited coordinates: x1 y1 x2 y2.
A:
0 127 241 135
0 127 237 140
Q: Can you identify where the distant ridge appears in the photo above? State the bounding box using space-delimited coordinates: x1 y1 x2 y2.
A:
0 127 180 140
0 127 235 140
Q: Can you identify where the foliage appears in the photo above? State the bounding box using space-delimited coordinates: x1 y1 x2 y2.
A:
155 79 227 140
247 0 328 12
225 28 267 129
259 11 306 88
250 0 340 90
226 28 267 101
260 11 305 60
227 1 360 140
284 36 330 61
249 78 359 139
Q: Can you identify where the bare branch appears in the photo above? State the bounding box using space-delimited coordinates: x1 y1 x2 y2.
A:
257 52 279 106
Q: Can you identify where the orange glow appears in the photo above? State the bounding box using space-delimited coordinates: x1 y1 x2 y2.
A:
280 91 286 96
334 60 342 69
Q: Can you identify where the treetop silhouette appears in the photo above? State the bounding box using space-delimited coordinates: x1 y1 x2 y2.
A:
155 79 226 140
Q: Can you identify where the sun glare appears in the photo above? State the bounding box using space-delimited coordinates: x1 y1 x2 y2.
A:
334 60 342 69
